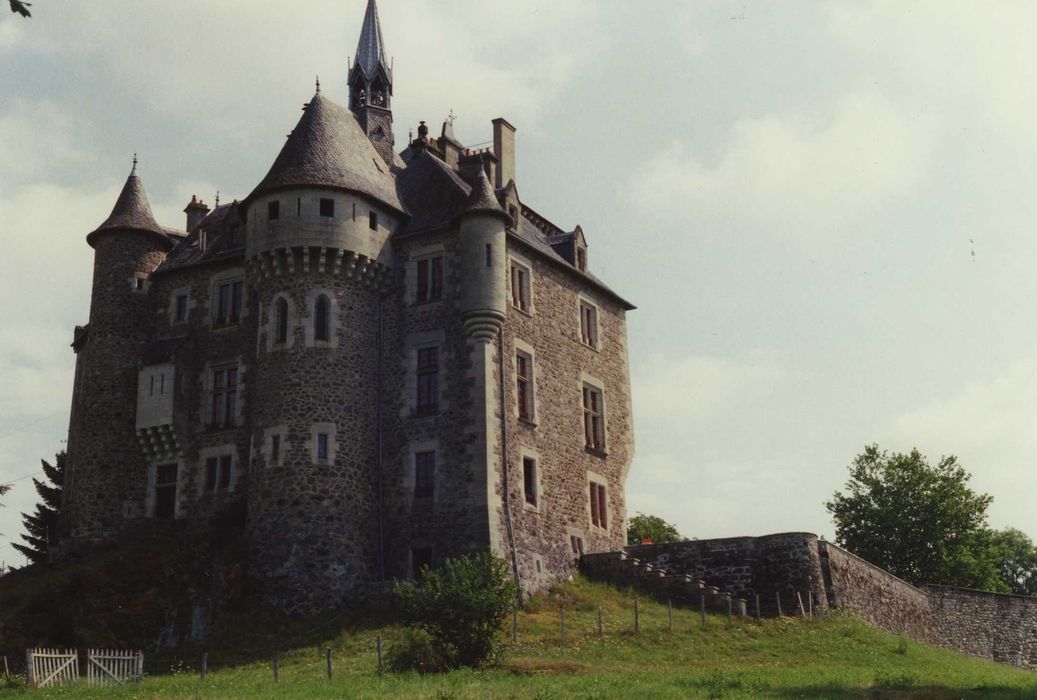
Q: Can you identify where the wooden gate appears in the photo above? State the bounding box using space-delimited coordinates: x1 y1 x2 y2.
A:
86 649 143 686
26 648 78 688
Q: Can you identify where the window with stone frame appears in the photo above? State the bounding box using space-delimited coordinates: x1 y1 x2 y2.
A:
516 351 534 422
319 198 335 218
210 366 238 429
369 210 379 231
274 298 289 344
314 295 331 342
570 535 584 555
415 255 444 303
268 200 280 220
576 245 587 271
523 457 538 507
415 347 440 415
205 454 233 493
270 433 282 465
316 433 329 461
510 261 531 312
583 384 605 451
579 301 599 348
154 463 178 519
589 480 608 529
174 294 189 323
214 280 243 326
414 450 435 499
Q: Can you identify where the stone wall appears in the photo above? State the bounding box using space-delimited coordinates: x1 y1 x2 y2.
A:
819 542 931 640
927 585 1037 667
627 533 828 616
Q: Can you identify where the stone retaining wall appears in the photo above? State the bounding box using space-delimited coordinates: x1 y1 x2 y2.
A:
927 585 1037 667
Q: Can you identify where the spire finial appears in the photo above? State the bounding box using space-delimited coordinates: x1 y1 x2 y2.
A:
447 109 456 126
315 75 321 93
131 153 138 175
215 190 220 207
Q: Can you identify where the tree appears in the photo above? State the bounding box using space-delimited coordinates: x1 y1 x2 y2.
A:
989 528 1037 596
394 552 519 669
9 1 31 18
826 445 1000 590
12 451 64 565
627 512 684 545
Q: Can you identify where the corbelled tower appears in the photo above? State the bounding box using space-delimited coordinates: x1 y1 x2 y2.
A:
348 0 395 165
65 159 176 543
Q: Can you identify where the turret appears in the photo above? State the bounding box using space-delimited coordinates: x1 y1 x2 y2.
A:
348 0 394 165
65 158 175 544
459 167 511 342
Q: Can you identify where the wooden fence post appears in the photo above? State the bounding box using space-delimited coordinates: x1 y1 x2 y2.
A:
808 591 814 619
668 600 673 631
755 593 761 621
776 592 783 617
200 652 208 681
326 648 332 679
797 591 807 618
2 655 8 681
634 599 640 634
700 593 706 627
597 606 603 638
273 653 279 682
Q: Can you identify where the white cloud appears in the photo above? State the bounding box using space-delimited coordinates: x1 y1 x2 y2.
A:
0 99 94 185
628 91 938 240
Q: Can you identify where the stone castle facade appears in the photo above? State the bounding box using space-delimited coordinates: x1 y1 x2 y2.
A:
61 0 635 611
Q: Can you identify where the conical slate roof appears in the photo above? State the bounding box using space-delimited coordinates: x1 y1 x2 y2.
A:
461 166 510 223
250 92 403 212
355 0 389 79
88 161 171 246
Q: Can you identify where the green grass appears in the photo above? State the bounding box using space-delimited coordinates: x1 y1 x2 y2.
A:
3 577 1036 698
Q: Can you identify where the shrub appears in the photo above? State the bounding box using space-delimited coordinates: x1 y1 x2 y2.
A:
385 628 450 674
394 552 519 669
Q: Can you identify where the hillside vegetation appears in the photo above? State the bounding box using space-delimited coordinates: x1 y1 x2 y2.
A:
2 566 1036 698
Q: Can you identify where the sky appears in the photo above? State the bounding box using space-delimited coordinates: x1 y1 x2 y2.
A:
2 0 1037 567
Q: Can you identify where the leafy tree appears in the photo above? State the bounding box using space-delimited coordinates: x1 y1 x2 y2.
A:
826 445 1001 590
11 452 64 565
627 512 685 545
394 552 518 669
988 528 1037 595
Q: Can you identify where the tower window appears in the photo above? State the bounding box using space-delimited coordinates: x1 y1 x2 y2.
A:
583 384 605 452
314 295 330 342
485 244 492 267
154 463 178 519
523 457 537 507
296 198 301 216
414 450 435 499
174 294 188 323
369 210 378 231
135 277 146 291
210 366 238 428
416 347 439 415
316 433 329 461
510 261 530 312
275 298 289 344
268 200 280 221
589 480 608 529
319 198 335 218
205 454 233 493
516 352 534 422
415 255 443 303
580 301 599 349
271 434 281 465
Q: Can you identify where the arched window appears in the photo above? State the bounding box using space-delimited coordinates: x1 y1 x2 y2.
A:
314 295 330 342
275 298 288 344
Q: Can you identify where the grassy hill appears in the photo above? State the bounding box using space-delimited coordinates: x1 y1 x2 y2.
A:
1 574 1035 699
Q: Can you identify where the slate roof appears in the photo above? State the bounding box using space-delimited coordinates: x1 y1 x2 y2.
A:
461 167 510 223
88 164 173 246
393 148 470 235
249 92 403 212
154 201 245 275
355 0 390 80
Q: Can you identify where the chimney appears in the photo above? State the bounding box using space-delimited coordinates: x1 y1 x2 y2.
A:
492 118 516 188
184 195 210 232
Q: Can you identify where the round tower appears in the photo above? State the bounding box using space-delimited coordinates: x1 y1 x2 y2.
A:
65 158 175 545
244 90 401 612
459 167 511 342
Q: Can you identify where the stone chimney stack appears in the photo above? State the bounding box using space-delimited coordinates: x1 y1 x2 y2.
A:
492 118 516 188
184 195 210 232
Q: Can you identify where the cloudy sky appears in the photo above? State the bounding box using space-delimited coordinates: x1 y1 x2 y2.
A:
3 0 1037 566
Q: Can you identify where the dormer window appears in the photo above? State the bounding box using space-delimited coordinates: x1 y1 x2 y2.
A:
319 198 335 218
268 200 280 221
576 246 587 271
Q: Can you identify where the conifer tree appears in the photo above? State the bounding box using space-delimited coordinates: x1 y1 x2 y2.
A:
12 451 64 565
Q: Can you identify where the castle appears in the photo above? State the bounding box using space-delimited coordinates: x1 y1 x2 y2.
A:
61 0 634 612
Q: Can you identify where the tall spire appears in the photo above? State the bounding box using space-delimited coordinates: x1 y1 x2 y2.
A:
355 0 389 80
348 0 395 165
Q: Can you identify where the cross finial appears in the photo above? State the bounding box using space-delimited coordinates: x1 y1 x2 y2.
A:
315 75 321 93
447 109 457 126
131 153 138 174
215 190 220 206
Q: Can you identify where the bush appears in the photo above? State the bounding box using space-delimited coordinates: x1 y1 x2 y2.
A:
385 628 451 674
394 552 519 669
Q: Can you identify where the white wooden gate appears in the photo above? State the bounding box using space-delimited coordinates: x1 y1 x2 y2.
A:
86 649 143 686
26 648 78 688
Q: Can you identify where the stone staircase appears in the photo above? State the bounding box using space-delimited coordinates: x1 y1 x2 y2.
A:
580 551 749 615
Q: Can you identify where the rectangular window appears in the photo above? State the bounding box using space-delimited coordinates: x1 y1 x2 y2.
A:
590 481 608 528
414 450 435 499
205 455 233 492
271 434 281 465
319 198 335 218
523 457 537 506
317 433 329 461
416 256 444 303
580 302 599 348
215 280 243 325
485 243 492 267
155 463 178 519
416 347 439 415
583 385 604 451
576 246 587 271
175 294 188 323
516 352 533 421
296 198 301 216
268 200 280 220
369 210 378 230
510 262 530 312
135 277 145 290
149 375 155 397
210 366 238 428
159 373 165 395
